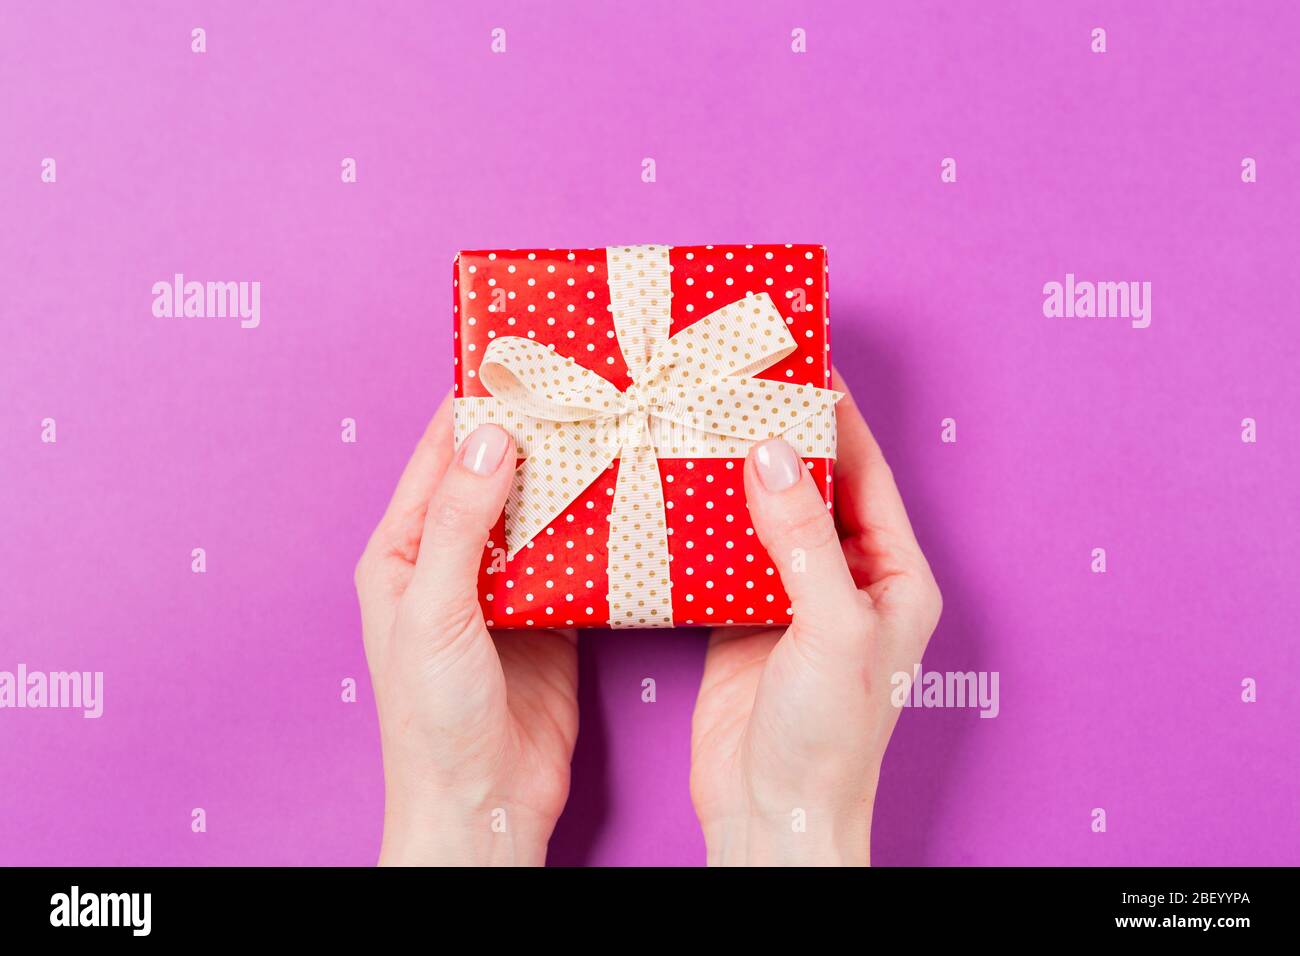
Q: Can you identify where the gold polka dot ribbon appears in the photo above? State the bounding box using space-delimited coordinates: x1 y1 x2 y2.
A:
454 245 843 629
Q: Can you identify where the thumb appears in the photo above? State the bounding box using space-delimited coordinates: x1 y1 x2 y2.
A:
744 438 867 649
403 423 516 638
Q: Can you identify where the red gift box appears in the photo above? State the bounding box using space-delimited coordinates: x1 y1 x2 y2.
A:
452 243 833 630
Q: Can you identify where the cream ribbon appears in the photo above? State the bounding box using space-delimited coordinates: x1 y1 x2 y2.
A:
454 244 842 628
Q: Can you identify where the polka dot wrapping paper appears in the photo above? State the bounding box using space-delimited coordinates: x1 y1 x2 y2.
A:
452 244 833 629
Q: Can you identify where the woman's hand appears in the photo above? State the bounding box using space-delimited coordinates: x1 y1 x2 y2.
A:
355 395 579 866
690 372 942 865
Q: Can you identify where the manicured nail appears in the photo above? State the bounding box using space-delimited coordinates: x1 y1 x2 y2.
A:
753 439 802 492
460 425 509 476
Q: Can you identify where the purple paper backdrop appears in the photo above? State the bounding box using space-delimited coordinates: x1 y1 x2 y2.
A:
2 1 1297 866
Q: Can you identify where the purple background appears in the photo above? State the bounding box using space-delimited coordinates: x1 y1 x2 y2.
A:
2 1 1297 866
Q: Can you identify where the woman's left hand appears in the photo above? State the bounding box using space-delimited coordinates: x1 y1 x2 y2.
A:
354 394 579 866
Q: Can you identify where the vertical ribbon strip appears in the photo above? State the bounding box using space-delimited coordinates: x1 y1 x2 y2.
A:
603 245 675 627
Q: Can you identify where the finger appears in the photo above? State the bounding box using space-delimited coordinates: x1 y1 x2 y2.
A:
375 392 456 554
831 368 941 635
744 437 867 649
356 395 456 643
831 369 926 578
402 423 517 639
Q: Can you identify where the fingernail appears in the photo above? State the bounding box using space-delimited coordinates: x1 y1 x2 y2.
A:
460 425 510 476
753 439 802 492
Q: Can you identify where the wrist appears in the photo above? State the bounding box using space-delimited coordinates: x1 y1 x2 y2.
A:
379 791 556 867
700 805 872 866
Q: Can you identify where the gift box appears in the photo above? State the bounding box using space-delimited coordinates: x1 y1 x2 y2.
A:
452 244 839 629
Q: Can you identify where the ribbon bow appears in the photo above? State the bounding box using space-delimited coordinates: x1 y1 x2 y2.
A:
454 245 842 628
